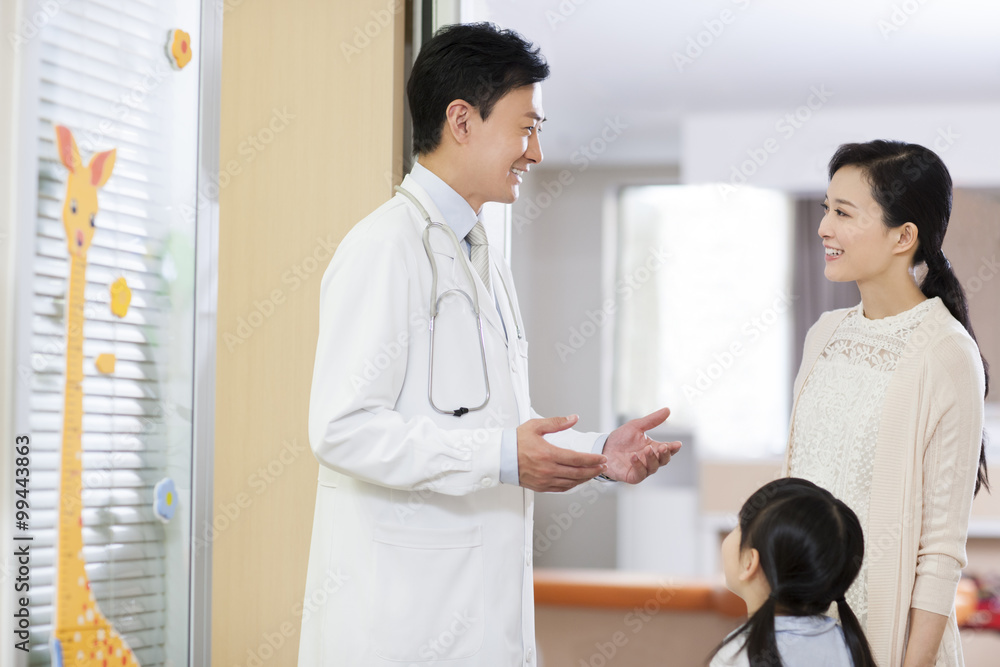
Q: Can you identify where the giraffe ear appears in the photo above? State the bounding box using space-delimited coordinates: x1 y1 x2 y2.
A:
55 125 81 173
89 149 116 189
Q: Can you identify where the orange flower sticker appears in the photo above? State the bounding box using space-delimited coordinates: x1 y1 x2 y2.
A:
167 28 192 70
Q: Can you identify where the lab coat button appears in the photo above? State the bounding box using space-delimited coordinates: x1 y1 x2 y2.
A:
481 476 493 488
526 647 534 663
525 549 532 567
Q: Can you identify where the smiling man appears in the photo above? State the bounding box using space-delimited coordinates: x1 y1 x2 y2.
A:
298 23 682 666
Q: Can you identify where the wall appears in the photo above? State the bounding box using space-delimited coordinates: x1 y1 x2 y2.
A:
681 104 1000 192
944 188 1000 391
213 2 404 665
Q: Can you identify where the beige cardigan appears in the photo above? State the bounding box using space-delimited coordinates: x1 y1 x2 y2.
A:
783 299 985 667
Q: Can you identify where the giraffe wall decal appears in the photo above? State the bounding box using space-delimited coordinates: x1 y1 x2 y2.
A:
51 124 140 667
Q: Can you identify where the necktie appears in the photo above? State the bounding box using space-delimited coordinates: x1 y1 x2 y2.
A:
466 221 492 295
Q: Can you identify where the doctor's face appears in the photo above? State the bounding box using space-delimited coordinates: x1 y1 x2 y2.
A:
467 83 544 207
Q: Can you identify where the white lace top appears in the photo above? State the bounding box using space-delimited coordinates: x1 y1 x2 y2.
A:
788 297 938 627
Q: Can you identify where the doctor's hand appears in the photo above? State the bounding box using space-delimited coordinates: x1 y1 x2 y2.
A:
602 408 682 484
516 415 608 493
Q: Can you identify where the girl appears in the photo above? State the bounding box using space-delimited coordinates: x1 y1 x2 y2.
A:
710 477 876 667
786 140 988 666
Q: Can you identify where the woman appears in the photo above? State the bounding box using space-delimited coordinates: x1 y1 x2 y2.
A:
784 140 989 666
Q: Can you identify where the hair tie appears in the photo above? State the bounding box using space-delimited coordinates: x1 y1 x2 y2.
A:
927 249 951 271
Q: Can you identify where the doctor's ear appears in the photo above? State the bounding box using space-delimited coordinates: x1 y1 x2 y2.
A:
444 99 475 145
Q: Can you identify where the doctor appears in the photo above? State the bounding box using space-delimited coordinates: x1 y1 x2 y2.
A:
298 22 682 666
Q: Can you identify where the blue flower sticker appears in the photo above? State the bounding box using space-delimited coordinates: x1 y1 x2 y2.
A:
52 638 63 667
154 477 177 523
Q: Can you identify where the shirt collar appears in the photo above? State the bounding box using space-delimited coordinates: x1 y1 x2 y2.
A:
409 162 480 242
773 615 838 635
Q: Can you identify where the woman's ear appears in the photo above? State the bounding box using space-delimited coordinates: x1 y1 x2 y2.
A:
894 222 919 255
739 547 761 582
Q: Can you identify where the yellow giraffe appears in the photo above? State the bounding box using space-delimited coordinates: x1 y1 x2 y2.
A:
52 125 140 667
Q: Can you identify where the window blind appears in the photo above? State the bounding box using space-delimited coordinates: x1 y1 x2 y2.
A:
24 0 197 664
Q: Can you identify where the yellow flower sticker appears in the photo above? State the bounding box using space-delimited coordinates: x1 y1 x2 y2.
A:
110 276 131 318
167 28 192 70
95 353 116 374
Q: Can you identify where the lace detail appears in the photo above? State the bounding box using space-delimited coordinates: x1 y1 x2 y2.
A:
789 298 937 628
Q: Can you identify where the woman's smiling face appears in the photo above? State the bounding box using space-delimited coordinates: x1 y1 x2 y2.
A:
818 165 901 284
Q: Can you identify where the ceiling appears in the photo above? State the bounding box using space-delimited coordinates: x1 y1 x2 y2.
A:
473 0 1000 166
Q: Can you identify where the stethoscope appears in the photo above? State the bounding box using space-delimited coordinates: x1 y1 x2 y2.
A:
395 185 522 417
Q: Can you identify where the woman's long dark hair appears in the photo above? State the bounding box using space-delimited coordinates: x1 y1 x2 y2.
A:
709 478 876 667
829 140 990 495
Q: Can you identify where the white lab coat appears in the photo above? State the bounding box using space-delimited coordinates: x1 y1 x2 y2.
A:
297 175 603 666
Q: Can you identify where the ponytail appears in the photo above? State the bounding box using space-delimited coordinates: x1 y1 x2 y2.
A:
836 598 877 667
709 596 783 667
921 249 991 495
744 596 782 667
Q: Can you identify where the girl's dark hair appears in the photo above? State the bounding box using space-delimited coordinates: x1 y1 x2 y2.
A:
407 22 550 155
709 478 876 667
829 140 990 495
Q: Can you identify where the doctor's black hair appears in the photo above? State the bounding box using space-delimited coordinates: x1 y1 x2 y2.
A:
708 478 876 667
829 140 990 496
407 22 549 156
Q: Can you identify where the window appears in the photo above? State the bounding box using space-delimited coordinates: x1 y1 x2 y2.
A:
14 0 202 663
613 184 794 459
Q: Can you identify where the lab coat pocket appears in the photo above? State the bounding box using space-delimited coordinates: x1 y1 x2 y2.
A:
372 523 485 661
